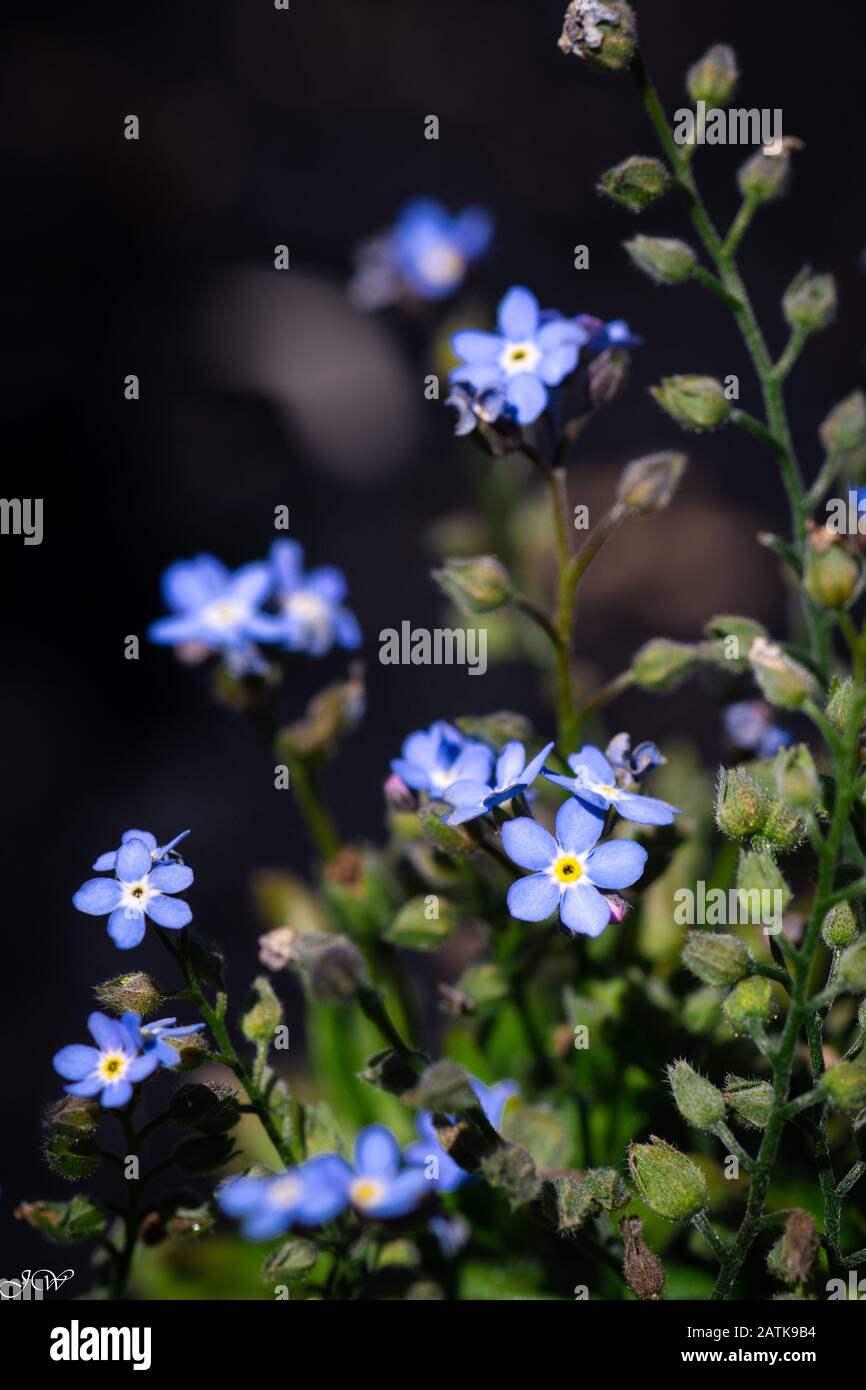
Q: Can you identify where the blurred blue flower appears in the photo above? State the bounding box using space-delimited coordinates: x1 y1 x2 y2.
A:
451 287 581 425
73 835 193 949
250 540 362 657
405 1077 518 1192
391 720 493 797
723 701 793 758
502 798 648 937
543 744 678 826
315 1125 430 1218
120 1013 205 1068
92 828 190 873
350 199 493 308
53 1011 160 1109
576 315 643 353
443 739 555 826
148 554 273 675
218 1157 348 1240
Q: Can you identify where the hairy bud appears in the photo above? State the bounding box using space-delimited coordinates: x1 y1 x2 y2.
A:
241 976 283 1042
748 637 818 711
628 1136 708 1221
804 530 860 609
738 146 791 203
667 1059 725 1130
599 156 669 213
774 743 820 810
432 555 512 615
723 976 775 1034
686 44 738 108
651 375 730 431
617 450 687 513
94 971 163 1019
838 938 866 993
821 1059 866 1110
625 235 696 285
822 903 859 951
632 637 698 692
724 1075 774 1130
783 268 837 336
715 767 769 839
767 1210 819 1286
682 930 752 987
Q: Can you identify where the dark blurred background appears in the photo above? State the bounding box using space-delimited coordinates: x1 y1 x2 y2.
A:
1 0 864 1277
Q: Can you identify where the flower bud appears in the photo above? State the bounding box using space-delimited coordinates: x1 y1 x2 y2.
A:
783 268 836 336
163 1029 209 1072
600 156 669 212
774 743 820 810
650 375 730 431
820 391 866 462
724 1075 774 1130
682 930 752 986
584 1167 631 1211
839 938 866 993
625 235 697 285
715 767 769 839
704 613 768 666
558 0 637 73
241 976 283 1043
93 971 163 1019
748 637 818 711
304 934 369 1002
826 675 856 734
822 902 859 951
632 637 698 692
617 450 687 513
667 1059 725 1130
262 1237 319 1281
723 976 775 1033
628 1137 709 1221
767 1210 819 1286
804 529 860 608
736 849 791 915
620 1214 666 1300
42 1094 99 1138
587 348 631 408
686 44 738 107
821 1059 866 1110
384 772 415 811
753 799 805 856
432 555 512 615
738 146 790 203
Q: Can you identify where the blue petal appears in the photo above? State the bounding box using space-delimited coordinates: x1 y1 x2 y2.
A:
473 1078 518 1129
334 608 363 650
92 851 118 871
614 792 678 826
73 878 123 916
584 839 648 889
444 779 492 807
53 1044 100 1081
495 741 526 788
501 817 557 870
449 743 494 784
538 343 578 386
107 907 147 949
453 206 493 259
100 1080 134 1109
230 561 271 607
127 1053 160 1082
536 318 581 352
146 895 192 929
506 373 548 425
270 539 304 594
363 1169 429 1218
161 555 228 614
148 863 194 893
87 1012 126 1051
148 615 206 645
218 1175 268 1218
498 286 539 339
451 330 502 364
445 801 487 826
122 829 158 851
555 797 605 856
64 1077 104 1098
450 362 504 391
354 1124 401 1177
506 872 559 922
115 838 152 884
297 1155 352 1223
569 745 615 784
519 741 555 788
559 883 611 938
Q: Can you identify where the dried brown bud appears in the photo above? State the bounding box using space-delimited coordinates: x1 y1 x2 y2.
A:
620 1214 666 1299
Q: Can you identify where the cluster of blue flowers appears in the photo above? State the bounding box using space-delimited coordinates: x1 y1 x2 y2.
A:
73 827 194 949
218 1077 517 1239
447 286 642 430
148 541 361 676
53 1011 204 1109
391 724 677 939
350 198 494 310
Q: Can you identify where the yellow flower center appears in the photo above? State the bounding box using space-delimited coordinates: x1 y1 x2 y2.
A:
553 855 582 884
500 339 542 377
98 1052 129 1083
418 244 465 287
351 1178 385 1210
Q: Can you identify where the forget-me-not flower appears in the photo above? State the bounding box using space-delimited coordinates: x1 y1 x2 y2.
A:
217 1157 348 1240
120 1012 205 1068
148 554 272 675
405 1077 518 1192
92 827 190 873
73 835 194 949
604 732 665 789
443 740 555 826
450 287 581 425
314 1125 430 1219
391 721 493 798
723 701 793 759
543 744 679 826
250 540 362 657
53 1011 160 1109
502 798 648 937
350 199 493 308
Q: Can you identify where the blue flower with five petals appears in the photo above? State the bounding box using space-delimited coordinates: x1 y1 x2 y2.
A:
148 554 272 675
543 744 679 826
53 1011 161 1109
217 1156 348 1240
390 199 493 301
391 721 493 798
443 740 555 826
315 1125 430 1219
450 287 581 425
73 835 194 949
502 799 648 938
250 541 362 657
91 827 190 873
404 1077 518 1192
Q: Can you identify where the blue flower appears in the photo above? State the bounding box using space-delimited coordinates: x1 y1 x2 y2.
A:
120 1013 205 1068
250 541 362 657
91 827 190 873
391 720 493 797
148 554 272 675
450 287 581 425
576 315 643 353
543 744 679 826
604 732 665 789
316 1126 430 1219
723 701 793 759
73 835 194 949
53 1011 160 1109
443 739 555 826
217 1157 348 1240
445 381 516 438
502 798 648 938
351 199 493 308
405 1078 518 1192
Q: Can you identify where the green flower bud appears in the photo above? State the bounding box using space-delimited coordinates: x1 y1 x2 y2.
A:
650 375 730 431
715 767 770 839
822 902 859 951
261 1237 319 1282
724 1075 774 1130
599 156 669 212
42 1094 99 1138
584 1166 631 1211
703 613 767 668
432 555 512 615
804 530 860 609
628 1136 709 1221
558 0 637 73
686 44 738 107
723 976 775 1033
783 267 836 335
821 1060 866 1111
738 146 791 203
748 637 818 711
162 1029 209 1072
839 938 866 993
682 931 752 987
542 1174 598 1232
625 234 697 284
632 637 699 692
774 743 820 810
767 1210 819 1286
667 1059 726 1130
736 850 791 918
93 971 163 1019
820 391 866 463
826 675 855 734
241 976 283 1043
617 450 687 513
753 799 805 856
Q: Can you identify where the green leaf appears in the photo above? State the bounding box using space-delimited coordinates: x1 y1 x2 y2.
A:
43 1135 102 1182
